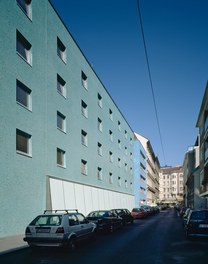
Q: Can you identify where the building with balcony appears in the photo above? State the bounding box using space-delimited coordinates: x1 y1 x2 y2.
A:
196 83 208 201
159 166 183 205
0 0 136 239
134 133 160 206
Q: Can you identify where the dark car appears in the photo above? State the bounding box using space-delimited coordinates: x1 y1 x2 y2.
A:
185 209 208 239
86 210 123 233
111 209 134 225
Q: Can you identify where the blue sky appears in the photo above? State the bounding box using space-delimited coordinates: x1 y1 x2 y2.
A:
50 0 208 167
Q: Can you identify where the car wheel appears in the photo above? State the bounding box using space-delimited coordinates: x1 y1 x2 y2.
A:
68 237 76 252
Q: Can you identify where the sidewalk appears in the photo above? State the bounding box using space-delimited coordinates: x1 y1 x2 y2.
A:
0 234 28 255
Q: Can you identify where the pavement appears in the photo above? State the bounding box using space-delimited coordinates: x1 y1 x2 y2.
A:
0 234 28 255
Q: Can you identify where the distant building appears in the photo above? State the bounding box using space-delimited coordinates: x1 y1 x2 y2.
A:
159 166 183 205
196 83 208 205
134 133 160 206
134 134 147 207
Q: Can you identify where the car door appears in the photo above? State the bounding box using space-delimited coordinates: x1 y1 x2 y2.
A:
76 213 92 239
67 214 81 237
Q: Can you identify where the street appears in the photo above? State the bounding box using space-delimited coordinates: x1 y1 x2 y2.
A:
1 208 208 264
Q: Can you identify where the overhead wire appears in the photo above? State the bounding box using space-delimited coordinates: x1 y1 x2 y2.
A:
136 0 167 166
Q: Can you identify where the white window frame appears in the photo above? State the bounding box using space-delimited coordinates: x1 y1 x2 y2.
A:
57 111 66 133
97 167 103 180
16 30 32 65
109 109 113 120
109 130 113 142
16 129 32 156
109 173 113 184
81 100 88 118
57 37 67 63
57 74 66 97
16 80 32 110
98 118 102 132
57 148 66 167
98 93 102 108
109 151 113 163
98 142 102 156
81 159 88 175
81 71 88 90
81 130 88 146
16 0 32 19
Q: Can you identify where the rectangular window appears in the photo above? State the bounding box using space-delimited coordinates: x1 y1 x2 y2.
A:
109 130 113 141
98 93 102 108
81 71 88 89
81 100 88 118
57 74 66 97
57 111 66 132
109 173 113 184
109 109 113 120
98 118 102 132
81 130 88 146
16 129 31 156
109 151 113 162
98 142 102 156
125 130 127 138
16 30 32 64
57 37 66 63
118 177 121 187
16 80 31 110
97 167 102 180
118 139 121 149
125 146 127 155
81 159 87 175
125 180 128 188
16 0 32 19
57 148 65 167
118 158 121 168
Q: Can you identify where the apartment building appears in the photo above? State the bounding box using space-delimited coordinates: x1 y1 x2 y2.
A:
134 133 160 206
159 166 183 205
0 0 136 238
134 134 147 207
196 83 208 202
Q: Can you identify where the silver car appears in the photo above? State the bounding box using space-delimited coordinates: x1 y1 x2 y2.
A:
23 209 97 251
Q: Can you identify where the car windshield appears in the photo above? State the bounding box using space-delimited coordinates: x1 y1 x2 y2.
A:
30 215 62 226
191 211 208 220
88 211 109 217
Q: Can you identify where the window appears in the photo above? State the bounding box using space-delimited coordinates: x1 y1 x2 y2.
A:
57 74 66 97
97 167 102 180
57 111 66 132
98 142 102 156
109 151 113 162
130 167 133 175
130 182 133 190
98 118 102 132
125 130 127 138
16 80 31 110
125 180 128 188
16 129 31 156
125 146 127 155
57 37 66 63
130 137 133 144
81 130 88 146
118 177 121 186
109 109 113 120
17 0 32 19
118 139 121 149
109 173 113 184
125 163 127 171
98 93 102 108
57 148 65 167
118 158 121 167
16 30 32 64
81 100 88 118
81 159 87 175
118 121 121 131
109 130 113 141
81 71 88 89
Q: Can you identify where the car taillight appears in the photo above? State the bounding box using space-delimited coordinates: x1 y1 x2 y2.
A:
56 227 64 233
25 227 31 234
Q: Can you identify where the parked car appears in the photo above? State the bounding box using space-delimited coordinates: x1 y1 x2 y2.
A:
131 208 147 219
182 208 192 228
185 209 208 239
23 209 97 251
179 206 188 217
111 209 134 225
86 210 123 232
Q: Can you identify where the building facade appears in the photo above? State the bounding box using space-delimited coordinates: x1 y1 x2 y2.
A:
196 83 208 203
159 166 183 205
134 134 147 207
134 133 160 206
0 0 136 238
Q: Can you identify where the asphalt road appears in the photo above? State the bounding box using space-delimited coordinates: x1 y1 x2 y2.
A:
1 208 208 264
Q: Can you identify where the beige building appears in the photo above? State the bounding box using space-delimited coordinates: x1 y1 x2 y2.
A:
134 133 160 206
159 166 183 205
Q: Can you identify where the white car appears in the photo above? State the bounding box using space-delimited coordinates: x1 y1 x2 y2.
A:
23 209 97 251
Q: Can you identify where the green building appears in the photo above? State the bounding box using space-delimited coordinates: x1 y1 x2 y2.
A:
0 0 136 239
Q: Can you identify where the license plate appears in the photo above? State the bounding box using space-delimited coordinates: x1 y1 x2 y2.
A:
199 224 208 228
36 228 50 233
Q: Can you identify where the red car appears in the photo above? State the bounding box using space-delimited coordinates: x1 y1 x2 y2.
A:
131 208 147 219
